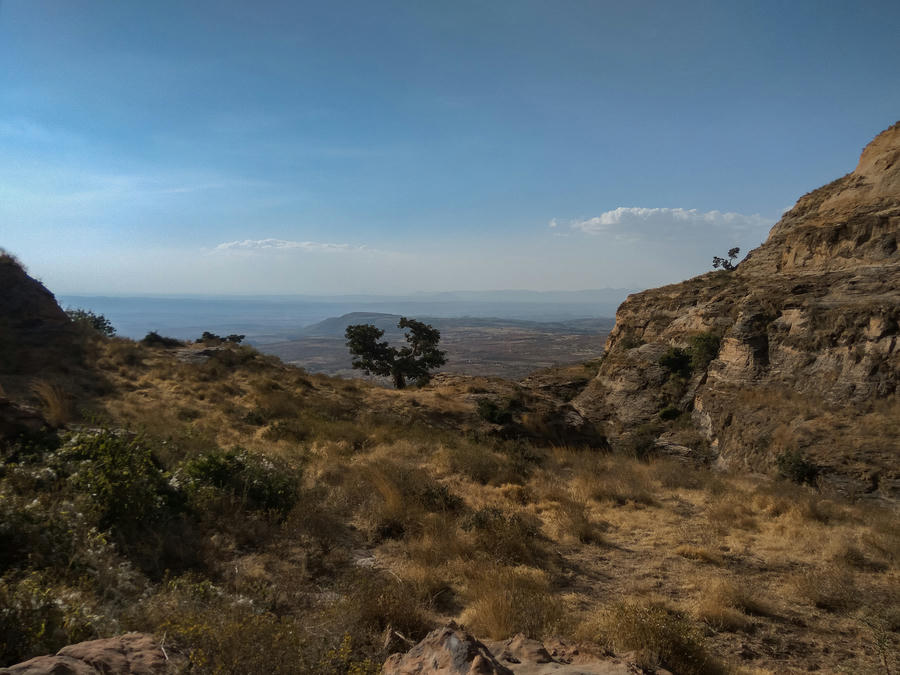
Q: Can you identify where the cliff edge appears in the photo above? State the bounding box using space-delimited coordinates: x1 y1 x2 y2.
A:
573 122 900 498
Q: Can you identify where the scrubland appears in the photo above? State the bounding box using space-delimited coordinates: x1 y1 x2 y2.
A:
1 337 897 674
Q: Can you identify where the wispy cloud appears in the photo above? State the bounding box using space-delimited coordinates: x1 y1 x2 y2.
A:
210 238 368 254
559 207 773 242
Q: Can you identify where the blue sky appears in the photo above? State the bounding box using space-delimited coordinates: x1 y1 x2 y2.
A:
1 1 898 295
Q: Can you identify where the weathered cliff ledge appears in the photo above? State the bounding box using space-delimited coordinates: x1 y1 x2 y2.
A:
573 122 899 499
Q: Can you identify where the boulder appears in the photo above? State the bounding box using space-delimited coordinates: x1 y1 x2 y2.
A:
0 633 182 675
383 624 514 675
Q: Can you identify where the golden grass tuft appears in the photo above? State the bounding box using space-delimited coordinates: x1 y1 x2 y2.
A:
460 565 563 640
551 496 606 545
30 380 73 426
588 600 723 675
695 578 772 633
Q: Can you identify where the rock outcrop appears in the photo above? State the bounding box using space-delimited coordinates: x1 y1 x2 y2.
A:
0 251 80 396
383 624 514 675
383 626 663 675
573 122 900 498
0 633 183 675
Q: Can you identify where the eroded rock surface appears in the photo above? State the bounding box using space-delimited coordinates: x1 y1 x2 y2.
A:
384 626 662 675
0 633 182 675
383 624 514 675
572 122 900 498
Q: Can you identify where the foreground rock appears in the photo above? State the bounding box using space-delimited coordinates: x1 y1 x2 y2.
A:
573 122 900 498
0 633 182 675
383 624 514 675
383 625 663 675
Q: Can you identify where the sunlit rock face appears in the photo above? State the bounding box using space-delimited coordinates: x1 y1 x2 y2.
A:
573 122 900 499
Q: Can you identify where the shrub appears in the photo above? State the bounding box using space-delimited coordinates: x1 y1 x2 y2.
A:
59 431 179 535
181 447 299 516
659 405 681 421
0 572 102 665
619 423 662 460
688 333 721 371
658 347 692 378
141 331 183 348
476 398 514 425
776 449 820 485
66 308 116 337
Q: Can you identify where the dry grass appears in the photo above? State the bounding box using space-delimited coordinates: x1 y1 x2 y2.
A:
6 336 896 673
551 496 606 545
695 578 772 632
460 565 564 640
30 380 73 426
587 600 722 675
792 565 860 613
675 545 724 565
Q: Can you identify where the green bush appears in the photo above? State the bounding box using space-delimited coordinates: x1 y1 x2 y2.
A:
689 333 721 371
659 405 681 421
141 331 183 348
776 450 820 485
59 431 180 535
658 347 692 378
66 308 116 337
0 572 101 665
181 447 299 516
476 398 514 425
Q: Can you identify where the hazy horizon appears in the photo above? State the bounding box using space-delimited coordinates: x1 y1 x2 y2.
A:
58 291 629 343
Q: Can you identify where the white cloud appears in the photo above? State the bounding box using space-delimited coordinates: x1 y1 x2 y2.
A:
210 238 365 254
548 218 559 228
564 207 772 241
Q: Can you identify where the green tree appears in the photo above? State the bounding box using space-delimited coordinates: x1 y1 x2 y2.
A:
65 308 116 337
712 247 740 271
345 317 446 389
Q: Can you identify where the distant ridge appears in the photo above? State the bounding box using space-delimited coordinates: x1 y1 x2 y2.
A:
299 312 614 337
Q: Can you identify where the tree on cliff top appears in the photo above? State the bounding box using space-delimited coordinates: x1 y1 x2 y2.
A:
712 247 740 271
345 317 446 389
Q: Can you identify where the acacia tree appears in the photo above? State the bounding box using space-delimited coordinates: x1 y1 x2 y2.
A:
345 317 446 389
712 247 741 271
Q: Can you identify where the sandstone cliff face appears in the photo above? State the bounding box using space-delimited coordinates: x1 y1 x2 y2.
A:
573 123 900 498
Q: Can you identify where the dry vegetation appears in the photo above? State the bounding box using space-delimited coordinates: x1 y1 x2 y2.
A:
1 335 897 674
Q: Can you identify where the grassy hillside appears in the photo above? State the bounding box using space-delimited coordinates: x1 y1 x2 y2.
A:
1 328 897 673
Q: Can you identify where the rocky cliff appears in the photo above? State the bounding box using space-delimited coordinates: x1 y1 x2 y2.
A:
0 251 83 400
573 122 900 498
